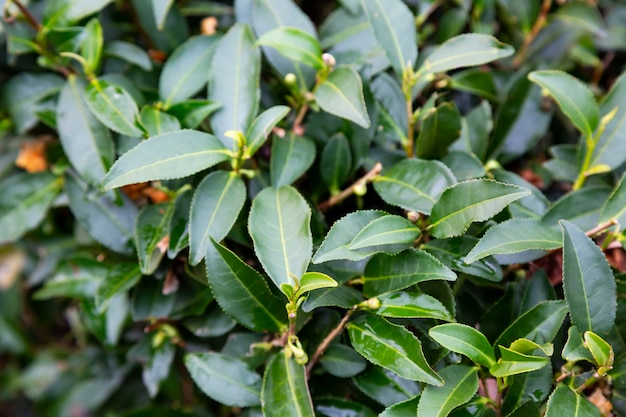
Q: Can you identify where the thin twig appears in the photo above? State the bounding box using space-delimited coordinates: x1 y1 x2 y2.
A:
512 0 552 68
317 162 382 211
306 308 355 378
292 103 309 136
405 98 415 157
10 0 41 31
585 219 617 237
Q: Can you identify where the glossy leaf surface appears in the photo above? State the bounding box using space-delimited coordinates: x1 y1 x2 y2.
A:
262 350 315 417
349 215 420 250
85 79 143 137
430 324 495 367
257 27 324 70
416 365 478 417
376 292 453 321
271 133 316 187
315 66 370 128
544 386 601 417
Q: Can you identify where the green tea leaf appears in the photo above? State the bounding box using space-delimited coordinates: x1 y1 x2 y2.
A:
152 0 175 30
262 350 315 417
102 130 231 190
185 352 261 407
561 220 616 336
139 106 181 137
348 314 443 385
373 159 456 215
490 346 549 378
379 396 420 417
248 186 312 288
363 249 456 297
0 173 62 245
541 186 612 231
167 99 221 129
302 285 363 312
80 18 103 74
245 105 290 158
271 133 316 187
135 202 174 274
167 189 192 258
353 366 420 407
584 331 614 368
376 292 453 321
208 24 260 148
465 219 562 263
562 327 595 364
416 365 478 417
544 386 601 417
422 237 502 282
189 171 245 265
429 324 495 368
206 240 287 332
528 70 599 139
429 179 530 238
600 173 626 229
159 35 219 108
349 215 420 250
321 134 352 194
104 40 152 71
316 398 376 417
315 66 370 128
85 79 143 137
95 264 141 313
416 34 513 79
319 344 367 378
415 103 462 160
295 272 338 299
495 301 568 348
361 0 417 75
313 211 387 263
257 27 324 70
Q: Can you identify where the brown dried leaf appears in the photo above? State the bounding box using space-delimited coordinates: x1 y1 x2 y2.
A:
16 139 48 173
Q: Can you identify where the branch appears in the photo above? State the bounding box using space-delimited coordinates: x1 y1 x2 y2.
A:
317 162 382 211
585 219 617 237
306 308 354 378
10 0 41 31
512 0 552 69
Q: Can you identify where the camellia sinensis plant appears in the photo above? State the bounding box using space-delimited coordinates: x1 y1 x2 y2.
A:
1 0 626 416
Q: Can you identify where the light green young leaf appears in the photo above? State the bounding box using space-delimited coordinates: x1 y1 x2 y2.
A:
584 331 614 368
85 79 143 137
544 386 601 417
262 350 315 417
139 106 181 137
257 27 324 70
361 0 417 76
57 75 114 186
209 24 260 149
185 352 261 407
373 158 457 215
189 171 246 265
416 34 513 79
271 133 316 187
561 220 616 336
490 346 549 378
248 186 312 288
416 365 478 417
102 130 231 190
245 105 290 158
206 239 288 332
0 173 62 244
348 314 443 385
349 215 420 250
159 35 220 108
528 70 599 139
376 292 453 321
313 210 387 263
562 327 595 364
135 202 174 275
430 179 530 238
363 249 456 297
80 18 103 74
315 66 371 128
295 272 338 299
465 219 562 263
429 324 495 368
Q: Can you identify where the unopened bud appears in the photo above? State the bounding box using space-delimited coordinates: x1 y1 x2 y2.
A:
322 53 336 69
407 211 419 223
353 181 367 196
284 73 297 85
359 297 381 310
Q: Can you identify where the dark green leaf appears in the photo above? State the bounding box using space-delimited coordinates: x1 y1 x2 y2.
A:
363 249 456 297
271 133 315 187
376 291 453 321
57 76 114 186
349 215 420 250
257 27 324 70
167 189 192 258
139 106 181 137
528 70 599 139
206 239 287 332
0 173 61 244
348 314 443 385
450 70 498 102
85 79 143 137
315 66 370 128
167 99 221 129
561 220 616 336
541 186 612 231
102 130 231 190
465 219 562 263
316 398 376 417
415 103 462 159
379 396 420 417
189 171 246 265
416 365 478 417
320 344 367 378
430 324 495 368
373 159 456 215
600 173 626 229
208 24 260 148
152 0 175 30
104 40 153 71
261 350 315 417
159 35 219 108
441 151 485 181
321 134 352 193
361 0 417 75
544 386 601 417
95 264 141 312
495 301 568 348
429 179 530 238
422 237 502 282
245 105 290 158
353 366 420 407
135 202 174 274
185 352 261 407
248 186 311 288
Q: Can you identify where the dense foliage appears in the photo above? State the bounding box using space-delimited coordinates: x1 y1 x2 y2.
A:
1 0 626 416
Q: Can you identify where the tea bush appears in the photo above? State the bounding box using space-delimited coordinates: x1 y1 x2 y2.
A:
1 0 626 416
